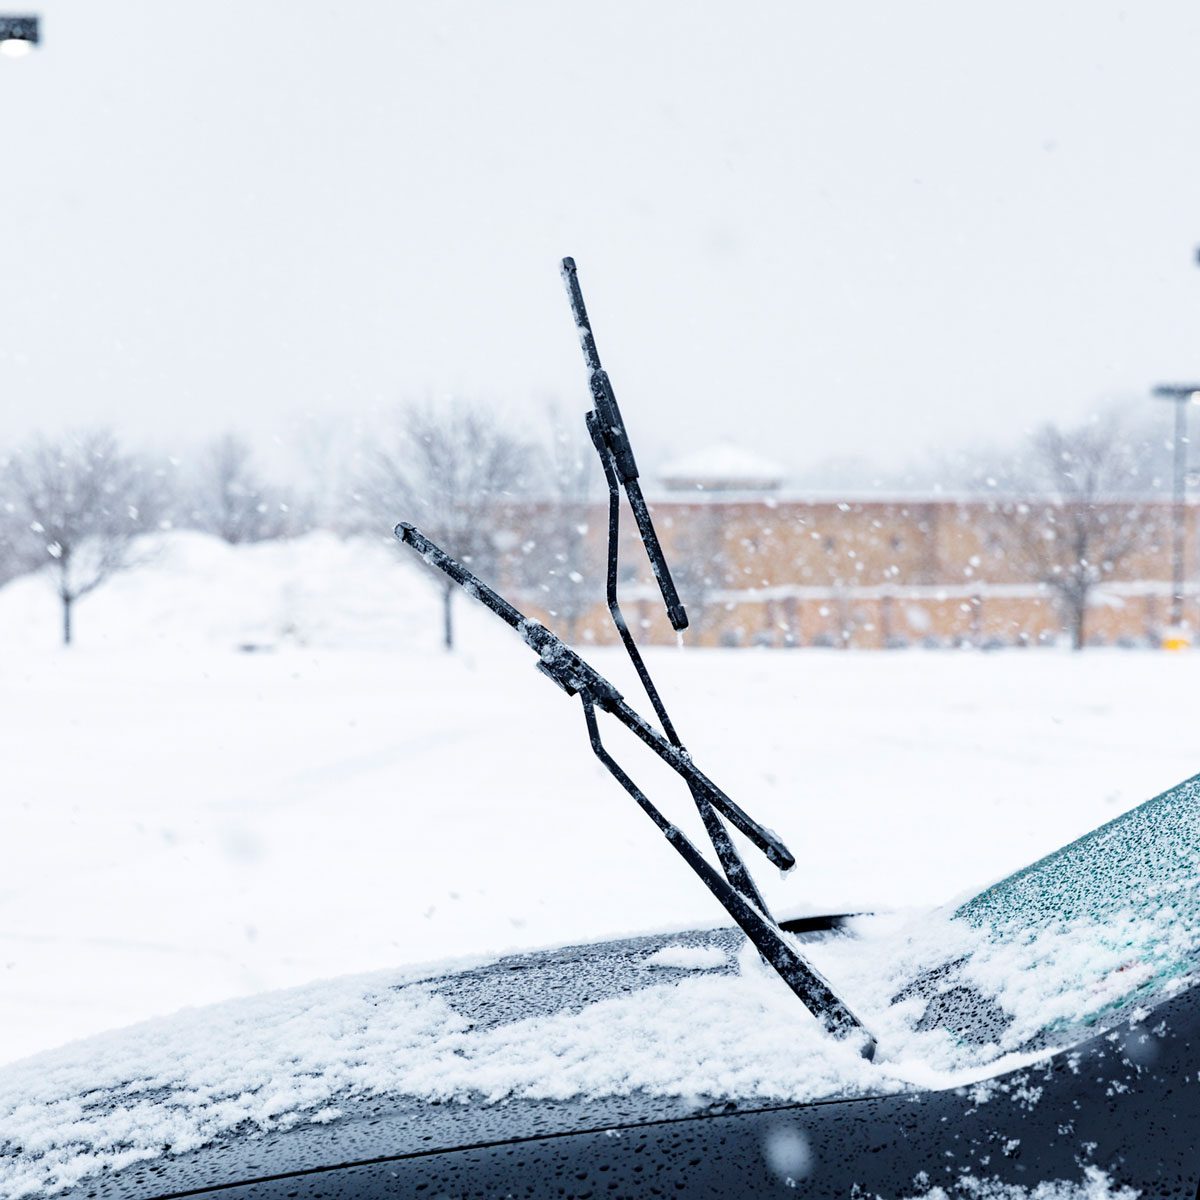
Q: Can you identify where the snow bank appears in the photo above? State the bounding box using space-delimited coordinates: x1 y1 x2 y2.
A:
0 531 471 653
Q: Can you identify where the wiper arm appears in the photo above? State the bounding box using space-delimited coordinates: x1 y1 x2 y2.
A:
397 523 793 867
394 522 875 1056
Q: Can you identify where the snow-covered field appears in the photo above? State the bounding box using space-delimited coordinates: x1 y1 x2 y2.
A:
3 532 1199 1067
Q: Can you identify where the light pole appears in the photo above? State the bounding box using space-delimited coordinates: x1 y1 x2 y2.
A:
0 14 38 56
1151 384 1200 632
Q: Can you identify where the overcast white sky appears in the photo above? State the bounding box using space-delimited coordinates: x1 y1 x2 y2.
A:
2 2 1200 478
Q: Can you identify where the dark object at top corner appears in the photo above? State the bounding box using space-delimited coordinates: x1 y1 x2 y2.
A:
0 15 38 43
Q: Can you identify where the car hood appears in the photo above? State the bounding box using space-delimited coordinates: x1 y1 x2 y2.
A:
2 925 904 1199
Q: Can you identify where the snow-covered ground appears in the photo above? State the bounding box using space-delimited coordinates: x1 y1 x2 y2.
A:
3 532 1199 1067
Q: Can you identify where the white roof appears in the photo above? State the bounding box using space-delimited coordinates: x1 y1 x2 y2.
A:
659 444 786 490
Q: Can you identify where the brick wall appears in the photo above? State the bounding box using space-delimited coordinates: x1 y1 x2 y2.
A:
495 496 1197 649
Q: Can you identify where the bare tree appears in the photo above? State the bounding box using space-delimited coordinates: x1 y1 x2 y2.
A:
937 413 1170 500
0 472 33 587
987 418 1159 650
0 534 26 591
184 434 294 544
2 430 166 645
360 402 535 650
515 419 599 643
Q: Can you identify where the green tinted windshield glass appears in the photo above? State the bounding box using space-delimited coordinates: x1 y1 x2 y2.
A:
958 773 1200 930
947 772 1200 1046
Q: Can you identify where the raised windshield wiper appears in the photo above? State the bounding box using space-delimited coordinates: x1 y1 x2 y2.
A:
560 257 688 633
394 260 876 1059
563 256 773 920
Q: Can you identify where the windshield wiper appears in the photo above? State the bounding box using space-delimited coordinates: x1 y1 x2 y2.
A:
563 256 773 919
394 259 876 1058
560 257 688 633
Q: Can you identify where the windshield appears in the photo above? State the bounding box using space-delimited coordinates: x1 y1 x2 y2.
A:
808 772 1200 1078
964 768 1200 951
957 770 1200 1036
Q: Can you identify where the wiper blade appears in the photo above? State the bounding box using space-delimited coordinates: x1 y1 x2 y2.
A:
394 521 874 1056
561 257 688 632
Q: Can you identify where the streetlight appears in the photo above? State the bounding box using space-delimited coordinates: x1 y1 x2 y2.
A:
1151 383 1200 636
0 14 38 56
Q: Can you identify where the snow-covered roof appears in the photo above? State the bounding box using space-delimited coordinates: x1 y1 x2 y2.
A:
659 444 786 492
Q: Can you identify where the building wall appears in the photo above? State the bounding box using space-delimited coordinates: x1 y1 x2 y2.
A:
494 497 1197 649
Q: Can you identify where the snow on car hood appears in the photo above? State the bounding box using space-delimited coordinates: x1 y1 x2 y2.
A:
0 914 1139 1200
5 773 1200 1197
0 930 895 1198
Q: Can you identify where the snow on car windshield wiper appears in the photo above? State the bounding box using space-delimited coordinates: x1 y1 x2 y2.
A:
395 259 876 1060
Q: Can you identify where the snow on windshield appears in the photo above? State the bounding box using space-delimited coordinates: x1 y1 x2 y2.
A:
816 774 1200 1077
953 771 1200 1051
3 775 1198 1197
